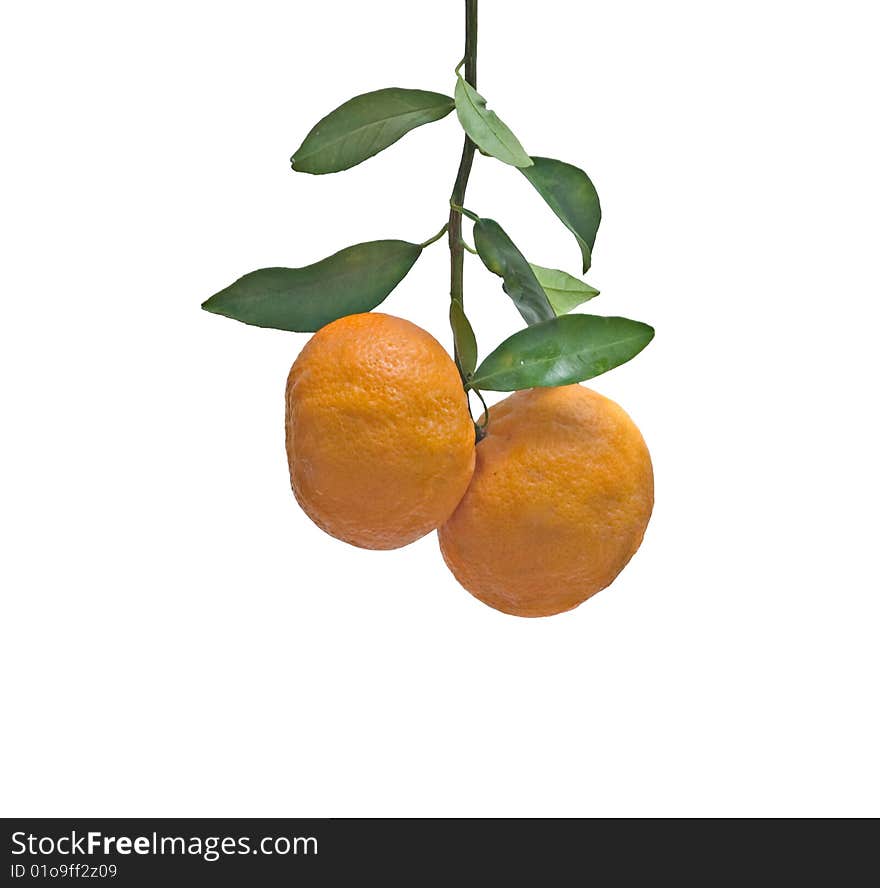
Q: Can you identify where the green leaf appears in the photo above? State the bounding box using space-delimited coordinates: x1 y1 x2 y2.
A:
202 240 422 332
473 218 555 326
522 157 601 273
291 88 454 175
450 300 478 379
530 264 600 315
454 77 533 168
470 314 654 392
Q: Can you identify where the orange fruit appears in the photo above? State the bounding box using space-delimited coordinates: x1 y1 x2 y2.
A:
438 385 653 617
285 312 475 550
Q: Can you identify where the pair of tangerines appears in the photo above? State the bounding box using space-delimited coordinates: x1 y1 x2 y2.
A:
286 312 653 617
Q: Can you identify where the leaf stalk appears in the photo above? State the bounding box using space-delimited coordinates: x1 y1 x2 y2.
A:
419 223 449 250
450 202 480 223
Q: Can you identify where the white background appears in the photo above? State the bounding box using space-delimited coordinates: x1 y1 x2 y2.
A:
2 0 878 817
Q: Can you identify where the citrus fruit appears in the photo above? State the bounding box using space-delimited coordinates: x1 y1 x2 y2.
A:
285 312 475 550
438 385 653 617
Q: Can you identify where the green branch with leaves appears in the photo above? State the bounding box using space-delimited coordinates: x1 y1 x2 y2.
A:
202 0 653 410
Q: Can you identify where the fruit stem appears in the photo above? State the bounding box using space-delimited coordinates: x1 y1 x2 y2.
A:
448 0 478 335
450 0 484 442
472 387 490 441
